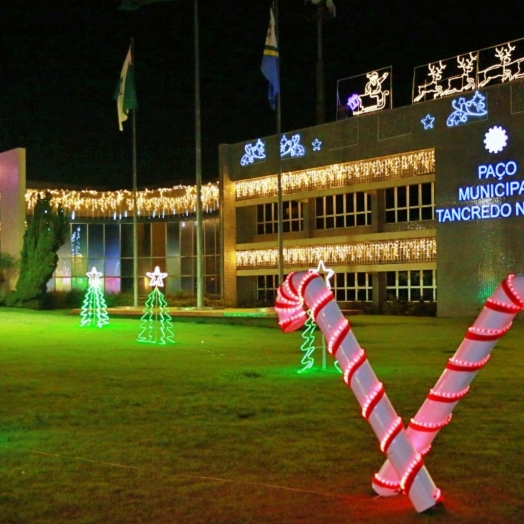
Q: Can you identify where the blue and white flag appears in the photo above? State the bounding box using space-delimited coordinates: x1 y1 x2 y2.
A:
261 5 280 110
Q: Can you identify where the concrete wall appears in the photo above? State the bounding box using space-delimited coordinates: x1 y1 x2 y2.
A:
0 148 26 292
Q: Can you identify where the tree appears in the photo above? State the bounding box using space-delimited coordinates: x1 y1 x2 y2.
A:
0 252 19 301
7 192 68 309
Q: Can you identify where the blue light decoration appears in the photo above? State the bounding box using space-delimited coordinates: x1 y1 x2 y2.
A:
240 139 266 166
446 90 487 127
137 266 175 345
434 128 524 223
484 125 508 154
280 134 305 158
80 267 109 328
421 114 435 130
312 138 322 151
347 93 360 111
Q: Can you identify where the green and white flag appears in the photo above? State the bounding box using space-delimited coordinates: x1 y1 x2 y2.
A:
114 45 137 131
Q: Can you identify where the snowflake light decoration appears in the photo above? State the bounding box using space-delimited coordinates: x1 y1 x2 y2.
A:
484 125 508 154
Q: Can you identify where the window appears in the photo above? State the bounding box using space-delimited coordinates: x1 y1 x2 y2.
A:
386 269 436 301
257 201 303 234
385 183 434 223
256 275 280 303
316 192 372 229
333 272 373 302
51 218 221 297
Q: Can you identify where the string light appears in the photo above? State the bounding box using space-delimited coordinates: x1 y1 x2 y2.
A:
235 149 435 200
236 238 436 269
25 183 220 219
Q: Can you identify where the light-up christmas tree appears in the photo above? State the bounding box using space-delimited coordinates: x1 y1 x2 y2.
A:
299 309 317 373
80 267 109 328
137 266 175 345
298 260 341 373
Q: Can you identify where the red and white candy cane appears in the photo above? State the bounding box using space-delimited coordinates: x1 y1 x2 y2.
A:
372 273 524 496
275 271 442 513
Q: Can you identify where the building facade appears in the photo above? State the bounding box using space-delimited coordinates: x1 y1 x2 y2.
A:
219 78 524 316
4 39 524 316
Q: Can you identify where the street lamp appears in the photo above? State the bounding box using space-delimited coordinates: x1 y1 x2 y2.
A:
305 0 336 125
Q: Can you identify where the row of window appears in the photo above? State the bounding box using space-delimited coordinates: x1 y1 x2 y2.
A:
256 183 435 234
49 219 221 296
256 270 436 303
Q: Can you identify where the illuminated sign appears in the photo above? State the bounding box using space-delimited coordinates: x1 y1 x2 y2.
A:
435 127 524 223
477 160 517 180
436 161 523 223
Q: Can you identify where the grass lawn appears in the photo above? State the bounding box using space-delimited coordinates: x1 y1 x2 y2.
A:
1 309 523 523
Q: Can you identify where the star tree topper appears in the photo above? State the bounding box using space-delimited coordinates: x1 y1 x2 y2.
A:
309 260 335 289
87 267 102 286
147 266 168 288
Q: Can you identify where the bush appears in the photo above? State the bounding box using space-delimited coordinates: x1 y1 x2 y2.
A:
383 297 436 317
43 290 85 309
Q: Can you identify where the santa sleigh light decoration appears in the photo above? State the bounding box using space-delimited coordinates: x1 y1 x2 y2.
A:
275 269 524 513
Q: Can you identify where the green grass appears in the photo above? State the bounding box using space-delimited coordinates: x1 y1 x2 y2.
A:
1 309 524 523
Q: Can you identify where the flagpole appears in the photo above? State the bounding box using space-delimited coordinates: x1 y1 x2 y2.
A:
275 0 284 285
131 37 139 309
194 0 204 309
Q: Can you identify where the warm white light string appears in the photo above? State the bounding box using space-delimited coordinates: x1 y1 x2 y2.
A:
236 238 436 269
235 150 435 200
25 183 220 218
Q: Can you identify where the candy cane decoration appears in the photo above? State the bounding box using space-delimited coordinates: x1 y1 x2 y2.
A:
372 273 524 496
275 271 442 513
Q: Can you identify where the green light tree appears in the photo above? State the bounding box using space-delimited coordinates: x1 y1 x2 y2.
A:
137 267 174 345
80 267 109 328
299 310 317 373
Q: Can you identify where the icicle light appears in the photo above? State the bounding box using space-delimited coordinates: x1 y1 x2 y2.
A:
235 150 435 200
236 238 436 269
25 183 220 218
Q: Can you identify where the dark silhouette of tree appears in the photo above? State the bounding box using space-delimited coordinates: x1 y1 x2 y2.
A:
7 192 68 309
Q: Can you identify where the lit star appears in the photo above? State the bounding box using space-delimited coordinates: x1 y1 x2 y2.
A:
86 267 102 285
421 114 435 129
309 260 335 289
312 138 322 151
147 266 168 288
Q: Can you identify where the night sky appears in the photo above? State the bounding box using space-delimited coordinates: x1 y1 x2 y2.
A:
1 0 523 190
